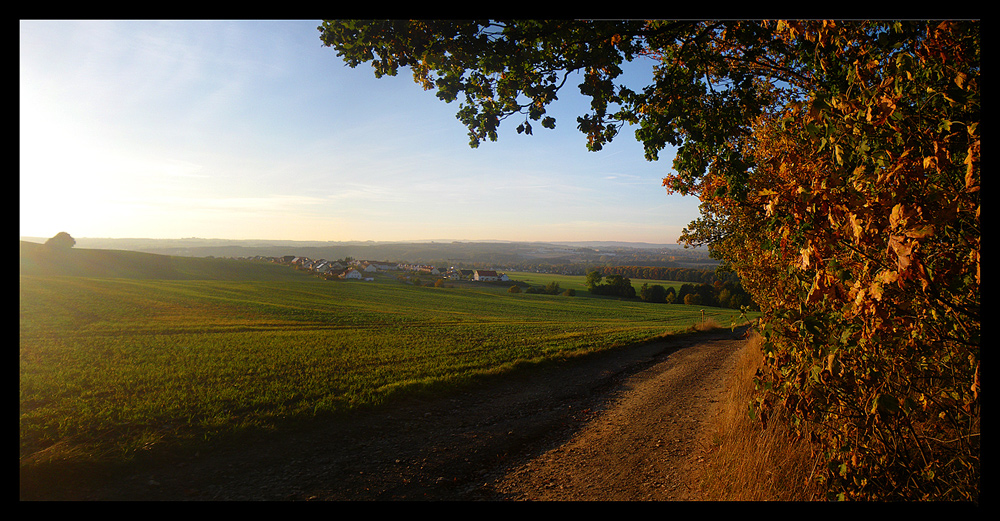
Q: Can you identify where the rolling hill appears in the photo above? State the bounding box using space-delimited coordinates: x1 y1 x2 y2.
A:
19 241 312 281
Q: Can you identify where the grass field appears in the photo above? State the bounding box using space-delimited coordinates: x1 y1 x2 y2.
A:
19 244 756 468
504 270 690 295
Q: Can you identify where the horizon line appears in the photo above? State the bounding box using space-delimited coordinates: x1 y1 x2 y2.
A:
20 235 684 246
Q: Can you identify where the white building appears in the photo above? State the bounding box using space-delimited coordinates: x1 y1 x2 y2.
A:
474 270 499 282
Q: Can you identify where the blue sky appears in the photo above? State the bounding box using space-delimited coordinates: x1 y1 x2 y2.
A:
20 20 701 244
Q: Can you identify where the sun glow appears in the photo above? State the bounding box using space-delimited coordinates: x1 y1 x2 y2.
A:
20 20 695 245
21 94 161 238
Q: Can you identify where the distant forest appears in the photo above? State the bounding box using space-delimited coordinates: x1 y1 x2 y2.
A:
594 265 735 284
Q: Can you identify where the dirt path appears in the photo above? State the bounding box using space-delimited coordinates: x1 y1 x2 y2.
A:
20 327 749 501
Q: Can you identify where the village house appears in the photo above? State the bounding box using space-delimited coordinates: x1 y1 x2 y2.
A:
474 270 499 282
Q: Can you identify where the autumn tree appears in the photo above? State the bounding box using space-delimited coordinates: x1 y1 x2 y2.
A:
319 20 979 501
670 22 979 501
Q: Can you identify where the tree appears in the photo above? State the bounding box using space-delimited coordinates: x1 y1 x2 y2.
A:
319 20 979 501
694 283 718 307
663 285 677 304
585 270 603 291
588 273 636 298
318 20 794 182
666 22 979 501
639 282 668 303
676 283 694 304
44 232 75 249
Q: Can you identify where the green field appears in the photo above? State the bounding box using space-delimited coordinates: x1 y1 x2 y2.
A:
19 244 755 468
504 270 689 294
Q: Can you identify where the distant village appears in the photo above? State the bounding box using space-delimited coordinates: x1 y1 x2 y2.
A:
249 255 511 283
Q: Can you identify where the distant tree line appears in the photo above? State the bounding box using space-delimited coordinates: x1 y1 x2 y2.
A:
590 265 733 284
522 281 574 296
586 268 758 310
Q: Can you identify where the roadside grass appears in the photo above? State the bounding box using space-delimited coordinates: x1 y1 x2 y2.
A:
20 273 755 471
696 331 822 501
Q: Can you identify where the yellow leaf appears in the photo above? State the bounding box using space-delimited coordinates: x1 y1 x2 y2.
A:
849 213 864 242
878 270 899 285
888 235 913 271
870 281 883 300
765 199 777 217
904 225 935 239
854 286 866 307
800 247 811 269
889 204 916 229
965 153 978 191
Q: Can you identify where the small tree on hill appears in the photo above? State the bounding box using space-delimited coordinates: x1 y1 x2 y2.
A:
44 232 75 249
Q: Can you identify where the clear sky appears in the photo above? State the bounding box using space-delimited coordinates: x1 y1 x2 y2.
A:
20 20 701 244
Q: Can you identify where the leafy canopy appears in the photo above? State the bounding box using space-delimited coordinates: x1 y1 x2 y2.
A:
319 20 979 501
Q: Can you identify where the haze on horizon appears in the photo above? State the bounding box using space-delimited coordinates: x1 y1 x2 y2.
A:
20 20 701 245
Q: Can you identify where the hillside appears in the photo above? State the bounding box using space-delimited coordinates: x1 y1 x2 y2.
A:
19 237 718 271
19 241 313 281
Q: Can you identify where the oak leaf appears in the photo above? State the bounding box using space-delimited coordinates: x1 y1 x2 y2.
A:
887 235 913 271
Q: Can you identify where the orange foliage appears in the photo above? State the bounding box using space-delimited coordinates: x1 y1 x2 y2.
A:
683 21 979 501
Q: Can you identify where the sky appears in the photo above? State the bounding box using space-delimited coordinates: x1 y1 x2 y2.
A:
20 20 702 244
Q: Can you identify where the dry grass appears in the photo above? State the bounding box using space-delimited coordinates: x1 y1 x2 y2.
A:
694 316 723 331
696 331 824 501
